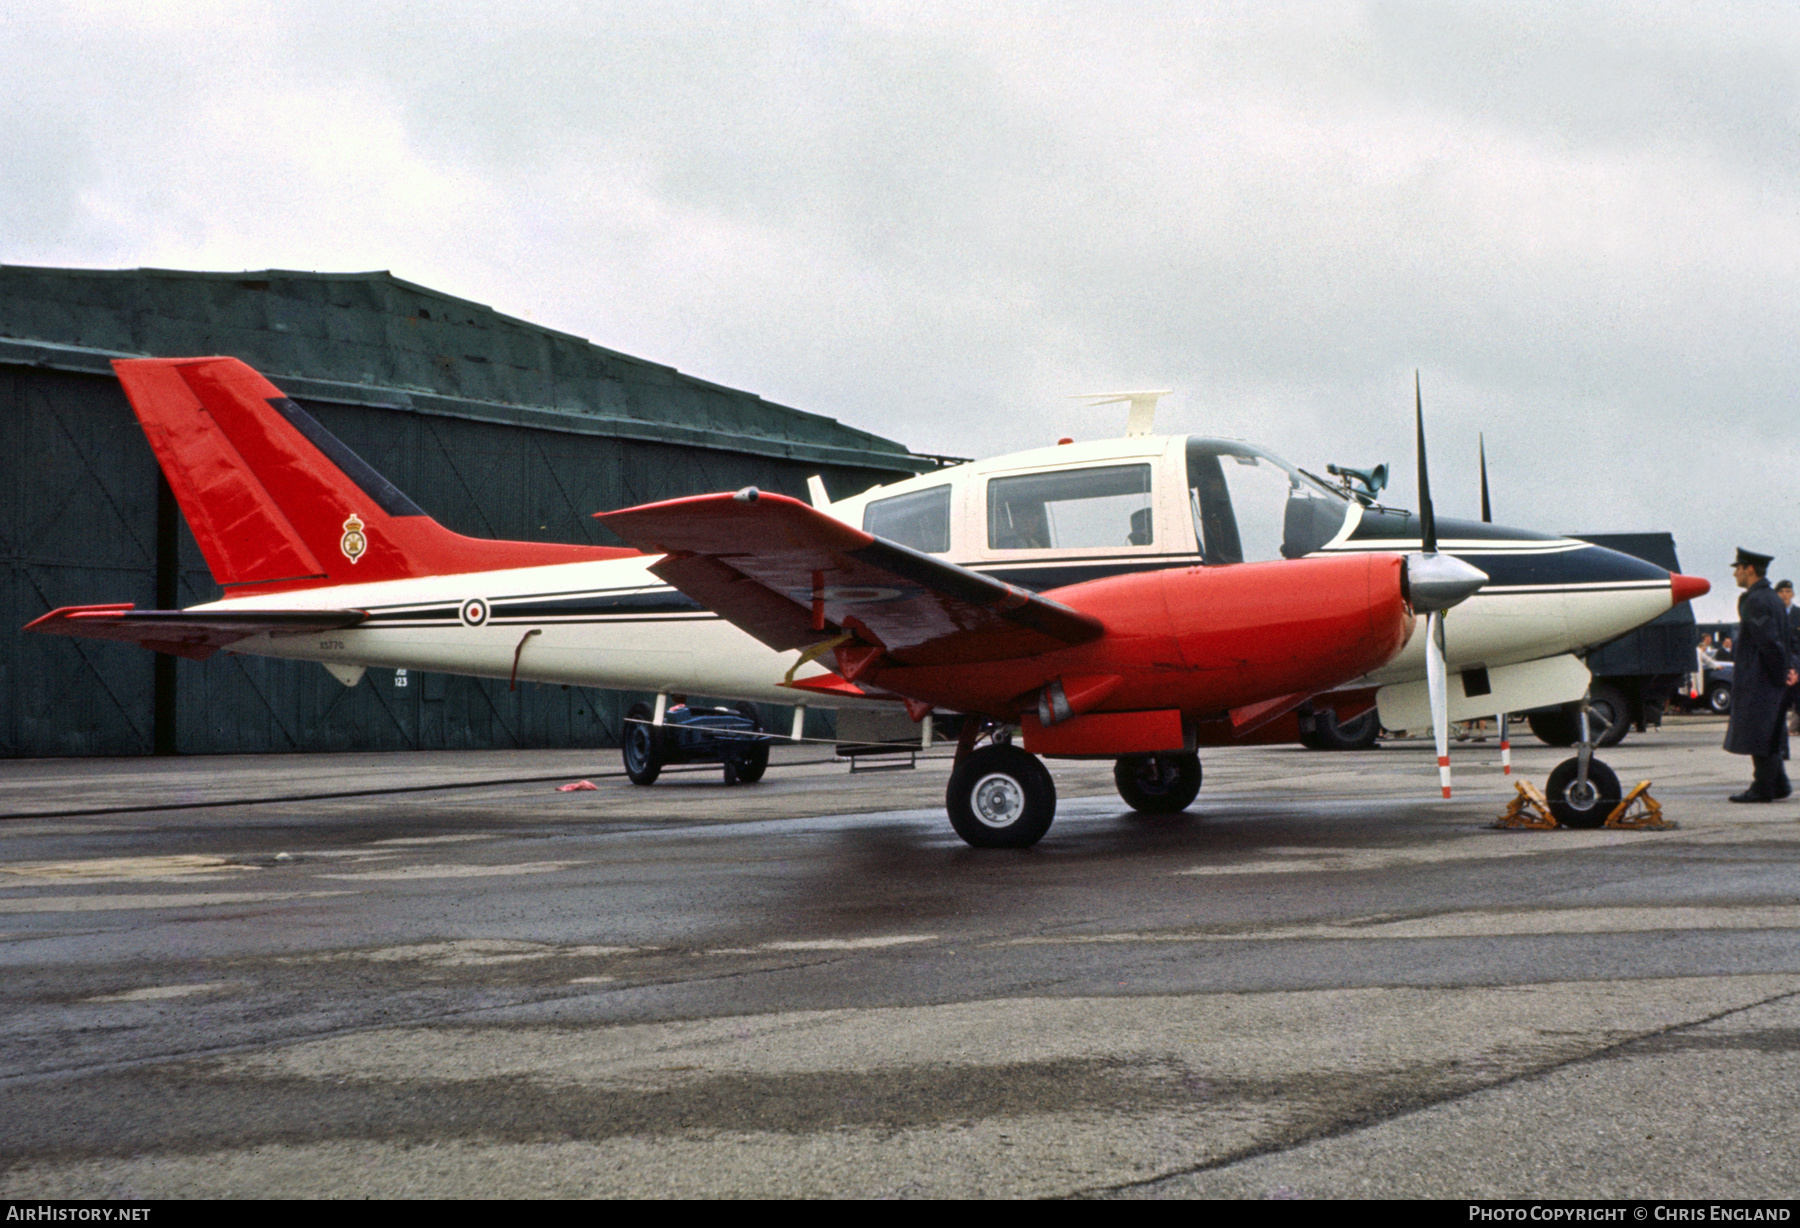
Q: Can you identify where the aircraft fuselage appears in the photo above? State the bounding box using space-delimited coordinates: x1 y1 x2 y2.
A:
194 430 1685 726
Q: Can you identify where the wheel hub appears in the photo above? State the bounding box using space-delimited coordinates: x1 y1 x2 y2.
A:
1135 759 1176 793
1564 779 1601 810
971 773 1026 827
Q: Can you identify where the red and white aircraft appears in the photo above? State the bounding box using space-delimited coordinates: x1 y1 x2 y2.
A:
28 358 1707 847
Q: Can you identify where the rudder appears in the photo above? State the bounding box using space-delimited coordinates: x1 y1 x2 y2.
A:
114 357 627 594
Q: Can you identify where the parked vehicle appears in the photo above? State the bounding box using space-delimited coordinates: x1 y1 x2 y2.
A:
622 700 771 786
1673 660 1734 715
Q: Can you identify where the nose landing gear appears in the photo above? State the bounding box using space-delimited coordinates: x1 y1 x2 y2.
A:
1544 697 1622 828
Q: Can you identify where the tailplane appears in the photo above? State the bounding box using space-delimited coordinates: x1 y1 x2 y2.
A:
114 358 631 593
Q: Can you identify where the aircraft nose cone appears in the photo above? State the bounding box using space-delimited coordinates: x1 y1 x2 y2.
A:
1406 553 1488 613
1670 573 1711 605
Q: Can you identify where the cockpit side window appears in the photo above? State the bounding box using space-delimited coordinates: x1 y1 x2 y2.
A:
864 484 952 554
1186 438 1350 563
987 464 1154 551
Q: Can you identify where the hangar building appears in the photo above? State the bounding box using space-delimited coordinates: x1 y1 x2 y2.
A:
1 265 939 757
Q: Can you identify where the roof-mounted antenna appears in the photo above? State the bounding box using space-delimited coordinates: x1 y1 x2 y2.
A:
1070 390 1174 438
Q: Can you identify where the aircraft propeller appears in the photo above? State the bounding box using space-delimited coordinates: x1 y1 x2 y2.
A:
1477 431 1513 773
1479 433 1492 524
1404 374 1488 797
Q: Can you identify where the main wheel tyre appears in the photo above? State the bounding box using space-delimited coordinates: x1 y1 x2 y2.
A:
1587 683 1630 748
726 702 769 784
946 745 1056 848
1545 757 1623 829
1299 709 1381 751
1113 753 1203 813
622 702 663 786
1708 683 1732 714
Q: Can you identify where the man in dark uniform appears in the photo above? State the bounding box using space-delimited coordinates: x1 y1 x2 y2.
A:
1781 580 1800 735
1725 549 1797 801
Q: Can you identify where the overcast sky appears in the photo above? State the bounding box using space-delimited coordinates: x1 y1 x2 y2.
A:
4 1 1795 619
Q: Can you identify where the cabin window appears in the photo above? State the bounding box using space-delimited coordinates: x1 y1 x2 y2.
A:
1186 439 1347 563
986 464 1153 550
864 484 952 553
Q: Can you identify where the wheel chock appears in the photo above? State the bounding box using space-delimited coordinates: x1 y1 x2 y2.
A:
1493 779 1558 829
1604 781 1677 830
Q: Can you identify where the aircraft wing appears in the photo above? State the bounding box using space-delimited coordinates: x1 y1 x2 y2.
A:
596 490 1105 665
25 605 367 661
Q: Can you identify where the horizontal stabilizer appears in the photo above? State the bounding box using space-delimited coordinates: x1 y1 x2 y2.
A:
25 604 366 661
596 490 1105 665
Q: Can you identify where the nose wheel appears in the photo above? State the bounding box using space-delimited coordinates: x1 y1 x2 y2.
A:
1543 698 1622 827
1546 757 1622 827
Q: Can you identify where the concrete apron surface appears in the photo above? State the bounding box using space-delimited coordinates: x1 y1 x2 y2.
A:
0 716 1796 1199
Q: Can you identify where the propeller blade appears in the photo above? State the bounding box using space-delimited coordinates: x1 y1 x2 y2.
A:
1415 372 1436 554
1478 433 1492 524
1426 610 1451 798
1412 374 1462 798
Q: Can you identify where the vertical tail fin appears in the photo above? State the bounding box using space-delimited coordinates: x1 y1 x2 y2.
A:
113 357 629 594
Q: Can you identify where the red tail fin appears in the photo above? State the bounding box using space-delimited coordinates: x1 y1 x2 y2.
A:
113 358 630 594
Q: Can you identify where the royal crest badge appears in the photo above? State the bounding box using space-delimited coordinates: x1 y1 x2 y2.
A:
340 514 367 564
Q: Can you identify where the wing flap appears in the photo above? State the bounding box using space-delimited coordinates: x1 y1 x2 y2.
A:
25 605 367 661
651 554 822 652
596 491 1105 665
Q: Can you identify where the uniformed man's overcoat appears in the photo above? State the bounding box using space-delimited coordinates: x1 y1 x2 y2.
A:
1724 578 1795 756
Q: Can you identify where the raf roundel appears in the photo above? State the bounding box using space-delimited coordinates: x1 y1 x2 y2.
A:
339 514 367 564
785 585 913 604
459 598 489 627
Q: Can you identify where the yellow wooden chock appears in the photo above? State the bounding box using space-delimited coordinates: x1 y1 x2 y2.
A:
1493 779 1558 829
1604 781 1676 830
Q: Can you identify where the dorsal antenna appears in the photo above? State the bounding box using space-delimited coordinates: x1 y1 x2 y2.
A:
1071 390 1174 438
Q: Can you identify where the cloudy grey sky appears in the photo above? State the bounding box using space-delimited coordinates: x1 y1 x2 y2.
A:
4 0 1795 619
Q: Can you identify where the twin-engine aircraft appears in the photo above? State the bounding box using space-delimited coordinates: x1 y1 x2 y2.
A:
28 358 1707 847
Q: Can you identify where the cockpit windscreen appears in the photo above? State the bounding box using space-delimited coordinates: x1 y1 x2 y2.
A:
1186 439 1351 563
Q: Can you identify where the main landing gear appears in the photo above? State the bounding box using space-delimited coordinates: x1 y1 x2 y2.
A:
943 724 1203 848
1542 697 1623 828
1113 753 1202 814
946 743 1056 848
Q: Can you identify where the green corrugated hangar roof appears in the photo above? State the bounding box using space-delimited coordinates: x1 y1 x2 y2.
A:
0 264 940 474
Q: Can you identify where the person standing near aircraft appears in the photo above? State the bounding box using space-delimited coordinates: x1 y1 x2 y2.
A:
1780 580 1800 735
1725 550 1797 802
